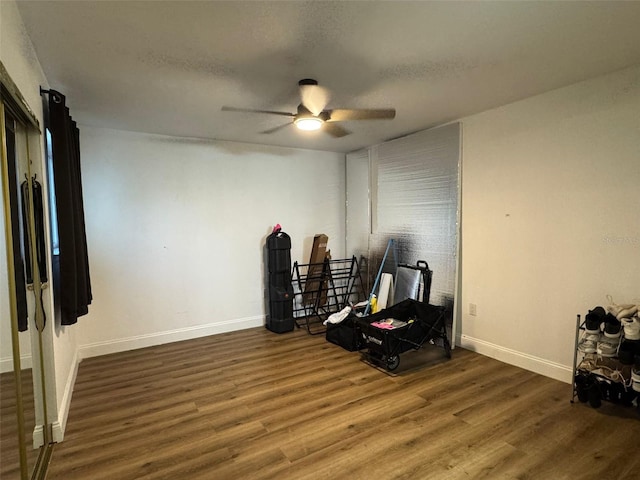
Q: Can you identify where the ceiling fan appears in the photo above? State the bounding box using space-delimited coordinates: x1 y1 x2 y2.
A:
222 79 396 138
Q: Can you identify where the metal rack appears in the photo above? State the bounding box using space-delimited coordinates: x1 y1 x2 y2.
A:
291 256 365 335
571 314 638 411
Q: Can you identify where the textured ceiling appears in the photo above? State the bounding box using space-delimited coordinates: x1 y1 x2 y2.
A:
15 0 640 153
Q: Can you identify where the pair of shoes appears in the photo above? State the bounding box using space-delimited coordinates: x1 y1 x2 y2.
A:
580 308 622 357
574 372 603 408
601 378 636 406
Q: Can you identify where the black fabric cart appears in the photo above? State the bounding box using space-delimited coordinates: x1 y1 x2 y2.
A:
355 298 451 371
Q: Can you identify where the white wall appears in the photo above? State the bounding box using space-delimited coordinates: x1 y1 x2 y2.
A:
460 64 640 382
77 127 346 357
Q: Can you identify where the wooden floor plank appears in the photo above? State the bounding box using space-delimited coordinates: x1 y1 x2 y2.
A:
0 368 39 479
42 326 640 480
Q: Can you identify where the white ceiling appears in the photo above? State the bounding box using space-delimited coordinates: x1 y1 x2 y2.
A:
15 1 640 153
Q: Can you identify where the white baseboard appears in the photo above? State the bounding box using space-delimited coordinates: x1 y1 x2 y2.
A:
52 420 64 443
32 423 64 448
33 424 44 449
33 420 69 447
457 333 573 384
79 315 265 360
0 354 32 374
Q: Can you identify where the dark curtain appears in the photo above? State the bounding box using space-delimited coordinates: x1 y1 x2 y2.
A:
47 90 92 325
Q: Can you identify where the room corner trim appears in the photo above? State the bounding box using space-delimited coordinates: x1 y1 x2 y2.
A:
457 333 573 384
54 347 80 442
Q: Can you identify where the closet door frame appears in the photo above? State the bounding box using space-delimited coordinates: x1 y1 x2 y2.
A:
1 65 54 480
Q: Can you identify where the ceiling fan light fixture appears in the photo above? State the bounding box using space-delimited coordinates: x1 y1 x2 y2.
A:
294 116 323 131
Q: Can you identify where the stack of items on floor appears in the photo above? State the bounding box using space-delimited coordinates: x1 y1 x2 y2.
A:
576 296 640 409
324 260 451 371
323 260 434 352
324 298 451 371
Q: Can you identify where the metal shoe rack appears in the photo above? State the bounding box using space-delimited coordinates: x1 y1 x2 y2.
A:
291 256 365 335
571 314 639 412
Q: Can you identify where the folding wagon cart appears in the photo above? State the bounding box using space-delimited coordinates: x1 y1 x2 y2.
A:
356 298 452 371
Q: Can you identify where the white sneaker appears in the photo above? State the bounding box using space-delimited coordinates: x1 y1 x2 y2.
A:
579 331 600 354
617 306 639 320
596 337 619 357
621 316 640 341
605 295 638 320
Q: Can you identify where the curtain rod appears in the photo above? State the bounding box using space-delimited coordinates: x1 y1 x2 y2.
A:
39 87 62 103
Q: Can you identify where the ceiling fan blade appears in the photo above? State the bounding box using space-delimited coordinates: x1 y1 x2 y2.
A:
323 123 351 138
222 106 294 117
300 84 330 116
261 122 292 135
327 108 396 122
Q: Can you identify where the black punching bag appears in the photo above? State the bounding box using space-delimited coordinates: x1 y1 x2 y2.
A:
266 229 294 333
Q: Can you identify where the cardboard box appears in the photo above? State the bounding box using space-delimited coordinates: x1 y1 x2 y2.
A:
308 234 328 264
303 234 329 306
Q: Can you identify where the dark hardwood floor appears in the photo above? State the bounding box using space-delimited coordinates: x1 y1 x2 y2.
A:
1 368 37 479
46 327 640 480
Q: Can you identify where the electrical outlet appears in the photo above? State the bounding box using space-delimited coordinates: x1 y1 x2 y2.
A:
469 303 477 316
